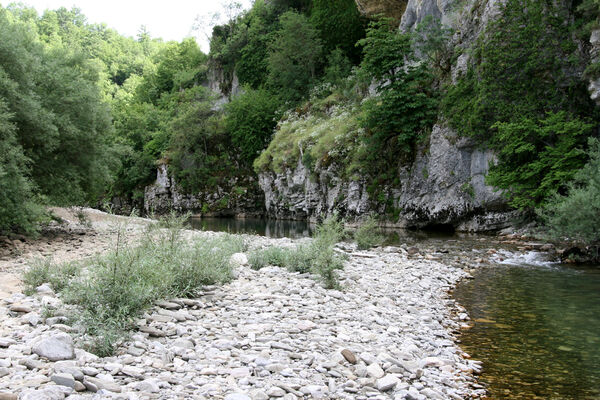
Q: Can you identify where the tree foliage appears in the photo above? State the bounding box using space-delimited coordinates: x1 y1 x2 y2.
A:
267 11 323 103
0 6 115 232
442 0 598 209
309 0 366 63
358 18 438 165
226 88 281 163
542 138 600 245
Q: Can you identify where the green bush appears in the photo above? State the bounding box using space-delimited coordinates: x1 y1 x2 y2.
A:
248 246 289 270
486 112 593 209
248 214 346 288
541 138 600 245
23 259 81 295
225 87 282 163
354 217 384 250
358 18 438 166
23 215 245 355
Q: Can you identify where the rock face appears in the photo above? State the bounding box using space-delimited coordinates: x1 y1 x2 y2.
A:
588 30 600 106
144 164 264 217
259 125 515 231
354 0 408 21
257 0 523 232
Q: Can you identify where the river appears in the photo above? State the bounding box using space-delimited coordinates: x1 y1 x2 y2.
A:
189 217 600 399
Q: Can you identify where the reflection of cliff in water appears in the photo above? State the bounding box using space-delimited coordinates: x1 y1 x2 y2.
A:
187 217 314 239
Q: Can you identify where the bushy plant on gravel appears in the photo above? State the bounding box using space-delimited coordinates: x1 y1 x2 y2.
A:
354 216 385 250
248 214 346 289
23 213 245 356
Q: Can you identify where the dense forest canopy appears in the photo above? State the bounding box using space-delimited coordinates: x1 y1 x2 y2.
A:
0 0 598 244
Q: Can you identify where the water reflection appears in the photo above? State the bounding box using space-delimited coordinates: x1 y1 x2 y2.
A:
187 217 314 238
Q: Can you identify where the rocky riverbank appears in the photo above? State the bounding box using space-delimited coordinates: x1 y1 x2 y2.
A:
0 209 485 399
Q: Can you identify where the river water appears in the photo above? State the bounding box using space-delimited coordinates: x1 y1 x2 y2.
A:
189 217 600 399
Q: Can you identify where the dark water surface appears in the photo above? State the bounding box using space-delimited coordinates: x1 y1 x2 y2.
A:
188 217 314 238
189 217 600 399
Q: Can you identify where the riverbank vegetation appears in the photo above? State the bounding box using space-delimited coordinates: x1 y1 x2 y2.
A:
23 215 245 356
1 0 599 248
249 215 346 288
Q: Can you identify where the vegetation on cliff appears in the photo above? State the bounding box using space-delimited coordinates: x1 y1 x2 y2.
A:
0 0 599 245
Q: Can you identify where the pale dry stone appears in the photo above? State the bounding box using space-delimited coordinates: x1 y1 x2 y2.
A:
32 333 75 361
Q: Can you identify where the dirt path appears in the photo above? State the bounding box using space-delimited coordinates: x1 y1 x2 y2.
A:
0 207 151 299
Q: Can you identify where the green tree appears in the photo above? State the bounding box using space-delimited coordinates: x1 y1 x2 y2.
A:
310 0 366 63
542 138 600 245
0 99 42 234
358 18 438 164
167 87 234 192
267 11 323 103
487 112 594 209
323 48 353 86
226 88 281 163
0 7 115 205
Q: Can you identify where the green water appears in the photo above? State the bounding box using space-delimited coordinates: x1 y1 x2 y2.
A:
454 261 600 399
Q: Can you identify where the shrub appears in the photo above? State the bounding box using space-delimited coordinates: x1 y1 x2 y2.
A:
354 217 384 250
23 216 245 355
225 88 282 163
248 214 346 288
248 246 289 270
541 138 600 245
23 259 81 295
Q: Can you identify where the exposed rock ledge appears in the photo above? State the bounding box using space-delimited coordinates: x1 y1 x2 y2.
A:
258 124 516 232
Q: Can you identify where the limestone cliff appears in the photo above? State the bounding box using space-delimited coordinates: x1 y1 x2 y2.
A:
258 124 516 231
144 164 264 217
258 0 515 231
354 0 408 21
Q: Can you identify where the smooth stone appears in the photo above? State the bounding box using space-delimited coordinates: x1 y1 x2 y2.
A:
266 387 286 397
225 394 251 400
73 381 86 392
366 363 385 379
230 253 249 266
20 387 65 400
10 304 32 313
341 349 357 364
136 379 160 393
32 333 75 361
0 394 17 400
85 377 122 393
51 373 76 388
0 338 16 347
